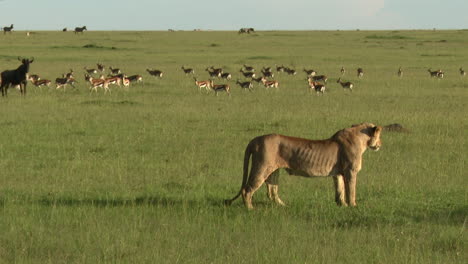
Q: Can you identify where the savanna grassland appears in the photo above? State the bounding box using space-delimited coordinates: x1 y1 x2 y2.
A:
0 30 466 263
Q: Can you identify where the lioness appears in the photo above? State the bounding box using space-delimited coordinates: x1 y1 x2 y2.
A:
225 123 382 209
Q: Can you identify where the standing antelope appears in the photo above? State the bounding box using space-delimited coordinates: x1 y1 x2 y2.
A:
337 78 354 92
340 66 345 76
109 66 121 75
2 24 13 34
193 77 212 93
74 26 87 34
209 80 230 96
147 69 163 78
55 75 76 90
85 74 110 93
240 69 255 78
307 78 325 94
221 72 232 80
97 63 105 73
84 67 98 74
428 69 443 78
243 65 255 72
276 65 286 73
127 75 143 83
206 68 221 78
460 67 466 77
181 66 195 75
357 68 364 78
312 75 328 83
261 69 274 78
284 68 297 75
304 68 316 76
398 67 403 78
261 78 279 89
236 80 253 91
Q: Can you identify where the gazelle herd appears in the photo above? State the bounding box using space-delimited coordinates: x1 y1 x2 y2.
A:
15 61 465 96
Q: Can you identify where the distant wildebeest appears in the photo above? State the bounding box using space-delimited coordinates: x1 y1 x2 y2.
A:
239 28 255 34
0 57 34 97
74 26 87 34
2 24 13 34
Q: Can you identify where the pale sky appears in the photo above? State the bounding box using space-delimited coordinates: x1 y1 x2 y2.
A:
0 0 466 31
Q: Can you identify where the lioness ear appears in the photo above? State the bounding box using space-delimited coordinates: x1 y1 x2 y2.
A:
373 126 383 136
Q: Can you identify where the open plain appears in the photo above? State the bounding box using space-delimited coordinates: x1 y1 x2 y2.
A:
0 30 466 263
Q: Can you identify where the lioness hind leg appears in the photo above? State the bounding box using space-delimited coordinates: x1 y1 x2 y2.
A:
265 170 286 207
333 175 347 206
242 167 277 209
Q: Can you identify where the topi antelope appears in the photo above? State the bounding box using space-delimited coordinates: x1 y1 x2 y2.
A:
236 80 253 91
147 69 163 78
1 57 34 97
336 77 354 92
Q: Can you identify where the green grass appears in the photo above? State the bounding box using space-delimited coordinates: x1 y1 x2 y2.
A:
0 30 466 263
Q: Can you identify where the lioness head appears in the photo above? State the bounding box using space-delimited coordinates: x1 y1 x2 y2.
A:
367 125 382 151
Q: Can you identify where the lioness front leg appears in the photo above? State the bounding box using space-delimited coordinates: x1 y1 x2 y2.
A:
333 175 347 206
344 170 358 207
265 170 286 207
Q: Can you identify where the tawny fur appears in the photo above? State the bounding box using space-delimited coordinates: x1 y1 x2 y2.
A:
224 123 383 209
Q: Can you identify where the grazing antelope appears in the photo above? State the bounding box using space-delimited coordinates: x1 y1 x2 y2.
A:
243 65 255 72
206 68 221 78
84 67 98 74
209 80 230 96
193 77 212 93
357 68 364 78
181 66 195 75
3 24 13 34
428 69 443 78
261 69 274 78
210 66 223 75
261 77 279 89
340 66 345 75
312 75 328 83
459 67 466 77
276 65 286 73
221 72 232 80
251 76 264 84
336 77 354 92
127 75 143 83
74 26 87 34
109 66 121 75
240 69 255 78
147 69 163 78
284 67 297 75
85 74 110 93
398 67 403 78
304 68 316 76
97 63 105 73
236 80 253 91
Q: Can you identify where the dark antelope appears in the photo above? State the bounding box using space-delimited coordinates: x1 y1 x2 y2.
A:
2 24 13 34
236 80 253 91
336 77 353 92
